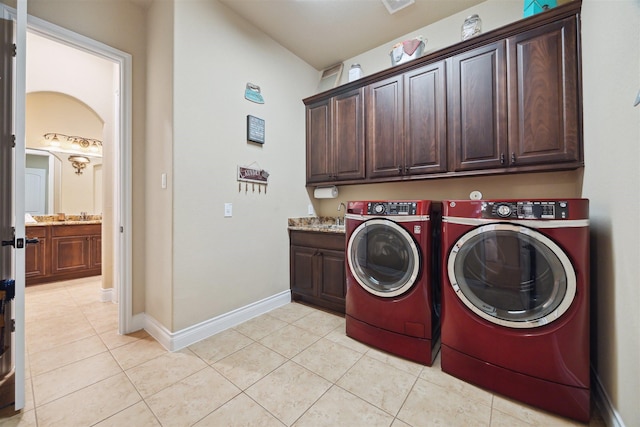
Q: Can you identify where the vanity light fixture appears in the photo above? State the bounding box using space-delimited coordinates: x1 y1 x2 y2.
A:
68 155 90 175
43 133 102 153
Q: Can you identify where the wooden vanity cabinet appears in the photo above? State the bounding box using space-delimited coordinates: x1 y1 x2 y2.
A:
306 87 365 185
367 60 447 179
290 230 346 314
26 223 101 285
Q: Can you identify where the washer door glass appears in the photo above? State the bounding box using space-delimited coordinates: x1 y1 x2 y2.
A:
447 223 576 328
347 219 420 298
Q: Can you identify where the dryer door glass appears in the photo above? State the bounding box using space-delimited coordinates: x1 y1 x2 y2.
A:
448 223 576 328
347 219 420 298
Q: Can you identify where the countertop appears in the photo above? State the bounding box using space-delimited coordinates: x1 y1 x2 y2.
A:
288 217 345 234
27 220 102 227
26 214 102 227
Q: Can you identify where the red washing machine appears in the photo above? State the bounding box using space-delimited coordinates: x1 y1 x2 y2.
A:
441 199 590 422
345 200 441 366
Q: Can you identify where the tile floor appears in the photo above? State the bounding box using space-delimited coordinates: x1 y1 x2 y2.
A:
0 277 606 426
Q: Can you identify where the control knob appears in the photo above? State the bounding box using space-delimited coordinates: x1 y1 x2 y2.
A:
496 203 512 218
373 203 386 214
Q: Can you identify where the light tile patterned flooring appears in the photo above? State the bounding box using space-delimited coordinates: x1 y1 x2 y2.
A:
0 277 606 426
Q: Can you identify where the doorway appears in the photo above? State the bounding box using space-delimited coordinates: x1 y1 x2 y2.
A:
24 15 134 335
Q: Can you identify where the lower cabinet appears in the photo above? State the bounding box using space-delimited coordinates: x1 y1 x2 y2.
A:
25 227 48 282
26 223 101 285
289 230 346 314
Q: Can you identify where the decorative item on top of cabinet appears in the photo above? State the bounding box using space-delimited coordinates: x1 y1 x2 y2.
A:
367 60 447 179
306 87 365 185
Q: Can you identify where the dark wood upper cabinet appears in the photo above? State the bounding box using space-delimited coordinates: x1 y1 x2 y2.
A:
367 61 448 179
367 76 404 178
306 87 365 185
404 61 448 175
507 16 580 166
448 42 508 171
303 1 583 185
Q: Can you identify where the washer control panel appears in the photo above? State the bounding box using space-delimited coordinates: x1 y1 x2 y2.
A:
482 201 569 219
367 201 417 215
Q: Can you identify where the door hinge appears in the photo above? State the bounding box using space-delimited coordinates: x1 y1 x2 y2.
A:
11 135 15 148
120 226 124 233
10 319 14 333
11 44 16 57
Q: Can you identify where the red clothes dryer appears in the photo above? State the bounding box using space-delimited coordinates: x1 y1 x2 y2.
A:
441 199 590 422
345 200 441 366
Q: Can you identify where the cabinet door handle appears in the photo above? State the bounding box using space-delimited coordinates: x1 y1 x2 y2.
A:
405 166 410 174
500 153 505 165
398 166 403 175
26 238 39 245
511 153 516 164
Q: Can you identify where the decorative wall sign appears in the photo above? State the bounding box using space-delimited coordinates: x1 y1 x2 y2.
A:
237 164 269 194
247 115 265 144
245 83 264 104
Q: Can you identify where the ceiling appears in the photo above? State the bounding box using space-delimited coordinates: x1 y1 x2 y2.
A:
216 0 487 70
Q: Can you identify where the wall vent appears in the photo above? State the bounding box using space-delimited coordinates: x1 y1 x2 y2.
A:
381 0 415 14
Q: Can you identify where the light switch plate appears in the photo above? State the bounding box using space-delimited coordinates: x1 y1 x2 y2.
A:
224 203 232 217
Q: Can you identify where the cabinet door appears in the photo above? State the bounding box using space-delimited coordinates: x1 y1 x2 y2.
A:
91 235 102 269
333 88 365 181
507 16 580 166
449 41 508 171
25 227 47 281
306 99 332 184
51 236 91 275
318 249 346 306
290 245 316 298
367 76 404 178
404 61 448 175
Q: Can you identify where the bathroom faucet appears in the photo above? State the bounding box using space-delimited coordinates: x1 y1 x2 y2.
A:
337 202 346 226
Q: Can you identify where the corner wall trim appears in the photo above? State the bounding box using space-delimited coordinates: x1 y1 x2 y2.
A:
592 366 626 427
100 287 113 303
143 290 291 352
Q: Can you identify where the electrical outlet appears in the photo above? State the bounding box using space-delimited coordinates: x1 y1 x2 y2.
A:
224 203 233 217
308 204 315 216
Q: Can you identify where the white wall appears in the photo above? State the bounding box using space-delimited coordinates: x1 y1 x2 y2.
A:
145 0 174 330
171 1 318 330
581 1 640 426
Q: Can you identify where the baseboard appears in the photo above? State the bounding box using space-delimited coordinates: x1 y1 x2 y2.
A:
592 366 626 427
143 290 291 351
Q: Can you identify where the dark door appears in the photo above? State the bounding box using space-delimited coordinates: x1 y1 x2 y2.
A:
0 16 13 408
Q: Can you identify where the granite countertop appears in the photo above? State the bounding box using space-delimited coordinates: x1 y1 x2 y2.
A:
288 217 345 234
27 214 102 227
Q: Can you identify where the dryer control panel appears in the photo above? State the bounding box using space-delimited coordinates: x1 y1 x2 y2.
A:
482 201 569 220
367 201 417 215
